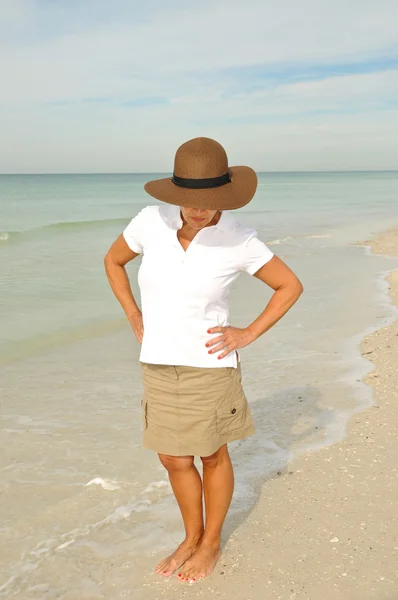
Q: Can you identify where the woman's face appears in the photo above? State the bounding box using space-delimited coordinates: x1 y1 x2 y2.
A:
181 207 220 230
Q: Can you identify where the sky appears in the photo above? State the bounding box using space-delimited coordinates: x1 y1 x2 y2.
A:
1 0 398 173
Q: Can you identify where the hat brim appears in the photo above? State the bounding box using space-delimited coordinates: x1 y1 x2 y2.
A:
144 166 257 210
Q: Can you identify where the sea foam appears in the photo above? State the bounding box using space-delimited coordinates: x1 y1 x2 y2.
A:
85 477 119 491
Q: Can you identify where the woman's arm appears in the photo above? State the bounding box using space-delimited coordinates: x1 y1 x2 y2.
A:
248 255 303 338
207 256 303 358
104 235 144 343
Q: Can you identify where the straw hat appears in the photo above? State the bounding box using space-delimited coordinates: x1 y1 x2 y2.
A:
144 137 257 210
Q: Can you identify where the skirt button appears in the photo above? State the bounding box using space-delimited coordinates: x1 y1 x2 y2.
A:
231 408 236 414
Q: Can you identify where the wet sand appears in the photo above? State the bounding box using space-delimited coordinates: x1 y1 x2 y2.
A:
139 227 398 600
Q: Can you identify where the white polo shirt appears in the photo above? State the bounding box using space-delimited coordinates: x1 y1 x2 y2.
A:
123 204 274 368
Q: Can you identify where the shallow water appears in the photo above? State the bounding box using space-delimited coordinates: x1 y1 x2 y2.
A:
1 171 398 597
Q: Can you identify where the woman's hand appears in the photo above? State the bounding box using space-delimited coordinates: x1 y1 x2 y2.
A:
205 326 256 360
128 311 144 344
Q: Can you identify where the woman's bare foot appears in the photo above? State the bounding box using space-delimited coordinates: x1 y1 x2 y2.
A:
155 538 201 577
177 541 221 582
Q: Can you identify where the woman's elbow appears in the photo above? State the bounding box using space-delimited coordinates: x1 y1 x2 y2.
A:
293 277 304 299
104 249 115 271
283 275 303 302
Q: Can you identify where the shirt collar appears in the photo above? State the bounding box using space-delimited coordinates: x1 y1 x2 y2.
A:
162 204 236 232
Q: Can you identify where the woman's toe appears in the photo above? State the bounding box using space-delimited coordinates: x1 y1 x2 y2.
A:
184 569 197 582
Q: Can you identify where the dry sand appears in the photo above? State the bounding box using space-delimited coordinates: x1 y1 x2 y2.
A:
139 228 398 600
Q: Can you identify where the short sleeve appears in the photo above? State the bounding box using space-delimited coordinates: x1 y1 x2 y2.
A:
123 207 150 253
240 234 274 275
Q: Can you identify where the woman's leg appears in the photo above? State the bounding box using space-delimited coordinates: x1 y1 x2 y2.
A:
155 453 204 576
177 444 234 581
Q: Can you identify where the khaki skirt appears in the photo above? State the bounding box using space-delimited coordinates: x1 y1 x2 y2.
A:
140 362 255 457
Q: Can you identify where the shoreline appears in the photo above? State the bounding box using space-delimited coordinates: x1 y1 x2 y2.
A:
141 227 398 600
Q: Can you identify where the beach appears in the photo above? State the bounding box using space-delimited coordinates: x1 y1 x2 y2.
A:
3 0 398 596
1 173 398 599
139 227 398 600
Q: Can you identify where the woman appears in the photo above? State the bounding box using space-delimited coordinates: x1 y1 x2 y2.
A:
104 137 303 583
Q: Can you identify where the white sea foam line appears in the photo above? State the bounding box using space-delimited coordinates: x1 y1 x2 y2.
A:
360 242 398 261
0 479 172 598
142 480 171 494
304 234 331 239
85 477 120 491
267 236 293 245
1 508 141 597
318 264 398 448
339 266 398 384
55 540 74 551
0 576 17 594
267 233 332 245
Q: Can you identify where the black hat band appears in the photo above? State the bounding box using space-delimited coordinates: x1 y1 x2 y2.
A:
171 172 231 189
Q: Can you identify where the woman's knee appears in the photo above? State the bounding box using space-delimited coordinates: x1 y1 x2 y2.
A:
200 444 229 468
158 453 194 473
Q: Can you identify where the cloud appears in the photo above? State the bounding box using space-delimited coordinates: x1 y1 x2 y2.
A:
0 0 398 172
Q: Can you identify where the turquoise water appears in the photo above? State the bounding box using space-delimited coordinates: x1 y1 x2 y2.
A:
1 171 397 362
1 172 398 597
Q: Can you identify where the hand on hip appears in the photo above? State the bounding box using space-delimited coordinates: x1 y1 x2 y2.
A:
205 326 256 360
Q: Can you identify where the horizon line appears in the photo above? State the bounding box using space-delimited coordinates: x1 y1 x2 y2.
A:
1 169 398 176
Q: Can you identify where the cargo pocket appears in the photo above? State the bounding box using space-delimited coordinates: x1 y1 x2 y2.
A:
216 392 247 435
141 395 148 430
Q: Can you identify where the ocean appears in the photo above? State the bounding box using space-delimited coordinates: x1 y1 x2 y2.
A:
1 172 398 598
